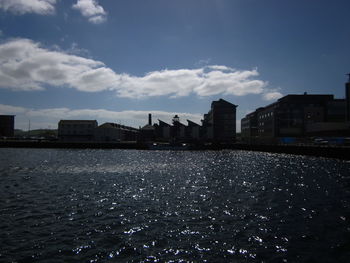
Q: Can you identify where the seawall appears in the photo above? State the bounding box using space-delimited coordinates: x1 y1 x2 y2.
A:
0 140 349 160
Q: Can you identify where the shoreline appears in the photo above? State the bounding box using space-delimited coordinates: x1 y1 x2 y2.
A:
0 140 349 160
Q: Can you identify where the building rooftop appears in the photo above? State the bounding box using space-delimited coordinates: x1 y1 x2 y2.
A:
187 120 200 126
211 98 238 108
141 124 155 130
158 120 171 127
59 120 97 123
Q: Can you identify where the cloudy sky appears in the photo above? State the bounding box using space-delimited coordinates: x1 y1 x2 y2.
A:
0 0 349 131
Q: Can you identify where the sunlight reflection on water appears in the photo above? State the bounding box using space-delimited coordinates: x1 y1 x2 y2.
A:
0 149 350 262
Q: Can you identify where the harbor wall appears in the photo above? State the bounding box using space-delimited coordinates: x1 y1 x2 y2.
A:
0 140 349 160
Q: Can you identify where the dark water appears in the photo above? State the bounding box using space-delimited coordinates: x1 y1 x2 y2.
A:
0 149 350 262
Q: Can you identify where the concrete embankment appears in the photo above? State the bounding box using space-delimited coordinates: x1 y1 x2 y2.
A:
0 140 149 150
227 144 350 160
0 140 349 160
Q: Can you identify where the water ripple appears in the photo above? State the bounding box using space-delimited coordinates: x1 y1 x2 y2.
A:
0 148 349 262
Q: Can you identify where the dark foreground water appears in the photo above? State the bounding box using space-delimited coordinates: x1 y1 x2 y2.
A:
0 149 350 263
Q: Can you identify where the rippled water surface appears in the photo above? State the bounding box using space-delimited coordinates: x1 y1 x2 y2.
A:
1 148 350 262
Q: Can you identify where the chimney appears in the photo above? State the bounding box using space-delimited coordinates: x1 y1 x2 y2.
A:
148 113 152 125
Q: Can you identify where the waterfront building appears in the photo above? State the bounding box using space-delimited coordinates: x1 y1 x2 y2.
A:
201 113 213 141
241 94 332 141
154 120 171 141
138 99 237 143
242 89 350 142
58 120 97 141
0 115 15 137
186 120 201 141
142 115 200 143
241 108 263 143
262 94 333 138
305 121 350 136
140 114 156 142
171 115 186 142
95 123 139 142
202 99 237 143
326 99 347 122
95 123 122 142
305 98 349 136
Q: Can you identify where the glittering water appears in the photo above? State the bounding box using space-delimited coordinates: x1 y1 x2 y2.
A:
1 148 350 262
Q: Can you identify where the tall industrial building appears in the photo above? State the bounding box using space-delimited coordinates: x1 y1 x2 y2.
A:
0 115 15 137
203 99 237 143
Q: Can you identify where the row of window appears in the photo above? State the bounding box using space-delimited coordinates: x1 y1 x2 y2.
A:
258 112 274 119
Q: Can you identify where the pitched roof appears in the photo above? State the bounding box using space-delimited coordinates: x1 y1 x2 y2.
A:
211 98 237 108
141 124 155 130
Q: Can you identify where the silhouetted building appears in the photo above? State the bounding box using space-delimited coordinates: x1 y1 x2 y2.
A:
0 115 15 137
326 99 347 122
95 123 139 142
95 123 122 142
241 108 263 143
242 91 350 142
140 114 156 142
58 120 97 141
186 120 201 141
202 99 237 143
201 113 213 140
263 94 334 138
306 98 349 136
139 99 237 143
171 115 186 142
154 120 171 141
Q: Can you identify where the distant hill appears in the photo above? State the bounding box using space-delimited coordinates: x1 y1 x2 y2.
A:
14 129 57 137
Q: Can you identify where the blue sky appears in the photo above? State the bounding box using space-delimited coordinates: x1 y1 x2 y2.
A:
0 0 349 131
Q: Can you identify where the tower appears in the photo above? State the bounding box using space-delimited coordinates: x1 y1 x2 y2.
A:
210 99 237 143
148 113 152 125
0 115 15 137
346 73 350 121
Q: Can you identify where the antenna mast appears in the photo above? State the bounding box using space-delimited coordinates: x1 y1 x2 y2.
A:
28 119 31 137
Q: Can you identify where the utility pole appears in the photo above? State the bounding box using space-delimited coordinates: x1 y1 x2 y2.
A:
28 119 31 137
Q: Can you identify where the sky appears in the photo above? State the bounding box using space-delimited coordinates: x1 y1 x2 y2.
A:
0 0 349 131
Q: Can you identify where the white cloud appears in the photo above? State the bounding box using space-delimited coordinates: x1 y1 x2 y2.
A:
262 91 283 101
0 0 56 15
0 38 113 91
0 104 203 130
116 67 267 98
0 38 269 98
0 104 26 114
72 0 107 24
207 65 233 71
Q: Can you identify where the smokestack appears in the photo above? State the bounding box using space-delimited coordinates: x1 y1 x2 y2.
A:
148 113 152 125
